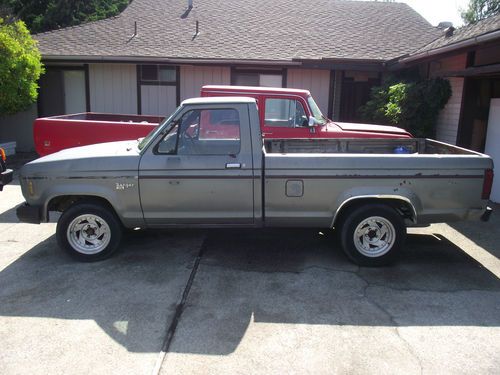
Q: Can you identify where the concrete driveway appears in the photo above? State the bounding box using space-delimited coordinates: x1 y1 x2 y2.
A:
1 173 499 374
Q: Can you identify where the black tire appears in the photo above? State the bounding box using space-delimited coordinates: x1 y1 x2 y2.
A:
56 202 123 262
339 204 406 266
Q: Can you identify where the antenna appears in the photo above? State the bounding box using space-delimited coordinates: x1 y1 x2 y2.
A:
127 21 138 43
192 20 200 40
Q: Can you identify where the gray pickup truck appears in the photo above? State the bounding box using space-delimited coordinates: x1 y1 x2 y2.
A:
17 97 494 266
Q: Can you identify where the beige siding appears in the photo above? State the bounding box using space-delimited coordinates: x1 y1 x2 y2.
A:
140 85 177 116
435 77 464 145
426 54 467 144
287 69 330 116
89 64 137 114
180 65 231 101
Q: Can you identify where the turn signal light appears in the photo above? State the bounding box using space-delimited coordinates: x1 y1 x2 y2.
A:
0 148 5 162
482 169 494 200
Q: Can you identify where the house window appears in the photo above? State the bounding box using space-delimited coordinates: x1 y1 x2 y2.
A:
140 65 177 83
232 70 283 88
138 65 178 116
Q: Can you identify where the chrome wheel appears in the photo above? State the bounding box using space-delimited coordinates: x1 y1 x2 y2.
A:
66 214 111 255
353 216 396 258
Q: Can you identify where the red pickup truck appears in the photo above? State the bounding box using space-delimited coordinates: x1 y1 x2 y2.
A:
34 86 411 156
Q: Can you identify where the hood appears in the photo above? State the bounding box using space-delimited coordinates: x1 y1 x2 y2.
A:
333 122 412 136
21 141 140 178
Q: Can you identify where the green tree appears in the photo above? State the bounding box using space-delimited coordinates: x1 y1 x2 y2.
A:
360 77 452 138
0 18 43 115
461 0 500 24
0 0 131 33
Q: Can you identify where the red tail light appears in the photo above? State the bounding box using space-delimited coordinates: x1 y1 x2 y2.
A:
482 169 494 200
0 148 5 162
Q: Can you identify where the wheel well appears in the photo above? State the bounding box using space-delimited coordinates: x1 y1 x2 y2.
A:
47 195 116 216
333 198 416 228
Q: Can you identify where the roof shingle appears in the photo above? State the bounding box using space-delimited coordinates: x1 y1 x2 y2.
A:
415 13 500 54
35 0 441 62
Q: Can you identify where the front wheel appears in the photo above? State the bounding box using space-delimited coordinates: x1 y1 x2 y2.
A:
339 204 406 266
56 202 123 262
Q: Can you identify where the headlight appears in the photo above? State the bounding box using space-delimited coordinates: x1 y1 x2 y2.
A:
27 179 35 197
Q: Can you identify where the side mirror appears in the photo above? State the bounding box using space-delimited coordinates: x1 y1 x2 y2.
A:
308 116 317 127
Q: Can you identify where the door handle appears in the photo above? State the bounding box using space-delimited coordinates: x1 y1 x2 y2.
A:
225 163 241 169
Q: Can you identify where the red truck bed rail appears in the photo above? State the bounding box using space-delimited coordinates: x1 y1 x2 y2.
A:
34 112 162 156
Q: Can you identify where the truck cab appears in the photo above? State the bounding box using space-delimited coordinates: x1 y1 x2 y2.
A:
200 85 412 139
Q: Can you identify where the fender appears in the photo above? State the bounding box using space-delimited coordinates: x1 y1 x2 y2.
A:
38 180 144 228
331 187 422 228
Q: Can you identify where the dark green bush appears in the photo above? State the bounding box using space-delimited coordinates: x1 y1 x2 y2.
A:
360 77 452 138
0 0 131 33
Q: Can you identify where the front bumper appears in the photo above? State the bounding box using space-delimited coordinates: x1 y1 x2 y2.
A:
0 169 13 191
16 203 43 224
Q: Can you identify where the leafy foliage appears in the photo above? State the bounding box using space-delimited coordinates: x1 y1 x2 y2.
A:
360 77 452 138
0 18 43 115
0 0 131 33
461 0 500 24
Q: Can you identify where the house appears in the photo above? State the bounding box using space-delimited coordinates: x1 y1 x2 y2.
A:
1 0 499 159
0 0 441 151
397 13 500 154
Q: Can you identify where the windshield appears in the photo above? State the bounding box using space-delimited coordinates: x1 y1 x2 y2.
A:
137 106 183 151
307 96 327 125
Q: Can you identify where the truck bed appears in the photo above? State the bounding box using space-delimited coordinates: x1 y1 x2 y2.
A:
263 138 492 227
34 112 162 156
264 138 482 155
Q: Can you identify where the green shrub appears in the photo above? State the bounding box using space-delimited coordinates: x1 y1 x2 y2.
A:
360 77 452 138
0 18 44 115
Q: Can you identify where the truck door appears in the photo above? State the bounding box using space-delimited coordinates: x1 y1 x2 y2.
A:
138 103 255 226
262 97 311 138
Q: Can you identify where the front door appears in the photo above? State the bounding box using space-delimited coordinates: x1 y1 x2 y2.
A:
139 104 255 226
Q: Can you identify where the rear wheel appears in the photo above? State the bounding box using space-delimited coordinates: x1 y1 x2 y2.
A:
339 204 405 266
56 202 123 262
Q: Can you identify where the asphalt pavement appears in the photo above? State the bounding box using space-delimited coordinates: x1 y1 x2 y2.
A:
0 170 499 375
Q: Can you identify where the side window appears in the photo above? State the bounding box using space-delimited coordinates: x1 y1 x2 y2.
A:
264 99 307 128
157 123 179 154
157 108 241 155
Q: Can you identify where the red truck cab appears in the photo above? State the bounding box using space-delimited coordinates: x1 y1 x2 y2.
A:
200 85 412 139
